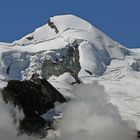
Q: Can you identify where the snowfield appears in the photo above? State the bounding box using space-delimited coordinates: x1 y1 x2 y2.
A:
0 15 140 139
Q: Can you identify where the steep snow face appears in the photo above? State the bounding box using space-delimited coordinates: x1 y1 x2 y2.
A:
13 23 58 46
0 14 140 133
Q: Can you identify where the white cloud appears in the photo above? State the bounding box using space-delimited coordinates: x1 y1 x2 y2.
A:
56 82 136 140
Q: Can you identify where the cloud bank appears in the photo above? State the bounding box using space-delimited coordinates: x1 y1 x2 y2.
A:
56 82 136 140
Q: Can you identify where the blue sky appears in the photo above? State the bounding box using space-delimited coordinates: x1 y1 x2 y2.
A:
0 0 140 48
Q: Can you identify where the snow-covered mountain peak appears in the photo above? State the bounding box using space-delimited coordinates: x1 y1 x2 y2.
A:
0 14 132 81
0 14 132 80
1 15 140 134
12 15 125 51
13 14 97 45
8 15 128 76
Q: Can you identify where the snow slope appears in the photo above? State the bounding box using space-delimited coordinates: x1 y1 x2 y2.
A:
0 15 140 133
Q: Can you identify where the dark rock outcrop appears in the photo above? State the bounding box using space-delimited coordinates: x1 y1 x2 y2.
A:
18 115 47 138
42 46 81 79
1 77 66 137
2 78 66 116
26 36 34 40
48 19 59 33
